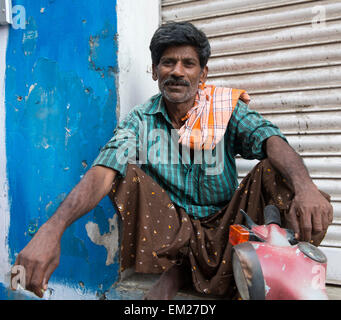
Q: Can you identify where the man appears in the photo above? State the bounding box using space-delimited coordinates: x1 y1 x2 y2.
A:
12 22 333 300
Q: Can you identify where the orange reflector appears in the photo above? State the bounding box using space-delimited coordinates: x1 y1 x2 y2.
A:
229 225 250 246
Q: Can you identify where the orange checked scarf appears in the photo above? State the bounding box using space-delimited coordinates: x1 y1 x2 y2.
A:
178 83 251 150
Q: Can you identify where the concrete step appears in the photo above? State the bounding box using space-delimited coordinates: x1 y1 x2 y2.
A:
109 273 221 300
326 284 341 300
108 272 341 300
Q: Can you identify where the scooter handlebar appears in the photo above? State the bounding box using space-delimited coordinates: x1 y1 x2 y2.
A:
264 205 281 226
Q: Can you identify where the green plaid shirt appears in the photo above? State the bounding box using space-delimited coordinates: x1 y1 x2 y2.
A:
93 93 287 219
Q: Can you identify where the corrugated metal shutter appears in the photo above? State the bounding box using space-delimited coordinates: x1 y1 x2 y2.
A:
161 0 341 284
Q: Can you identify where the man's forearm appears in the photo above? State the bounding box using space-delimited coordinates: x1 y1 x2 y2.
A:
10 165 117 298
46 165 117 236
265 136 317 194
265 135 333 242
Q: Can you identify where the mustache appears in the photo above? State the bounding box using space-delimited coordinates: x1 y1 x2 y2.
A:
162 78 190 87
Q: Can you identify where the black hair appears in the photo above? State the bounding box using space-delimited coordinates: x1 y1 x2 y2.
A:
149 21 211 69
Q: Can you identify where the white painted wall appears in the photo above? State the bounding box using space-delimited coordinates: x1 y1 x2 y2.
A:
0 25 11 285
116 0 160 121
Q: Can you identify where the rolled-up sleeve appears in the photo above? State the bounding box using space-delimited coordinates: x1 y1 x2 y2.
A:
228 100 288 160
92 112 141 177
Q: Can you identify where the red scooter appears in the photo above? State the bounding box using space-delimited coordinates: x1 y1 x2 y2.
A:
229 205 328 300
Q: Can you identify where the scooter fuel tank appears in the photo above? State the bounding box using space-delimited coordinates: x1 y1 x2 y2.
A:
252 241 328 300
231 206 329 300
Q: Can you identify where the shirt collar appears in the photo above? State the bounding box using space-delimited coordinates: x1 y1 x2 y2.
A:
143 93 173 124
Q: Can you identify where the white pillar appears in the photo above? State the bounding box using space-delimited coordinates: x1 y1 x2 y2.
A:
0 25 11 285
116 0 160 121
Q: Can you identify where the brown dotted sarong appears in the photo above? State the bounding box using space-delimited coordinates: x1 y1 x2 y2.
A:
109 159 330 298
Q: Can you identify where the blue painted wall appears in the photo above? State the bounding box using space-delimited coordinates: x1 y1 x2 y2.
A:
5 0 119 298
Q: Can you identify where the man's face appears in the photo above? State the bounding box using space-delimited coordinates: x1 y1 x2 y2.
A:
152 45 208 105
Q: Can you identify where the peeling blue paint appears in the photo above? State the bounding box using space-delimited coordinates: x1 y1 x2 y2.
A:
5 0 119 299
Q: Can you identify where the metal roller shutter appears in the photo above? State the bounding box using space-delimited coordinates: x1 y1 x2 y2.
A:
161 0 341 284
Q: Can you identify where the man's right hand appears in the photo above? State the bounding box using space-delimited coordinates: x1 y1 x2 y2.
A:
11 222 62 298
10 166 117 298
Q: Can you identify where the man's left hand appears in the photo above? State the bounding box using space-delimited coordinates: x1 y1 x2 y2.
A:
286 186 333 243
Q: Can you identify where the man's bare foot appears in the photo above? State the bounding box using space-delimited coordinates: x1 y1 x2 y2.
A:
144 264 190 300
